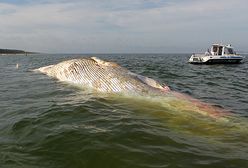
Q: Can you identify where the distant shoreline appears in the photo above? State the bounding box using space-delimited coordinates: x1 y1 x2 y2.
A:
0 48 37 55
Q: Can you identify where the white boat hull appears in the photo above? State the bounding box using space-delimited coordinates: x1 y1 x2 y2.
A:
188 54 244 64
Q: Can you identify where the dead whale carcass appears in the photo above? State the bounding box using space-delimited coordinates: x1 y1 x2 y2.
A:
36 57 170 95
36 57 230 118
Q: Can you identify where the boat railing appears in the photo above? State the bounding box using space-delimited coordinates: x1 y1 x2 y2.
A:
192 53 206 57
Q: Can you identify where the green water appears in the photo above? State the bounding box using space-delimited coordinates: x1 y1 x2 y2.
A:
0 54 247 168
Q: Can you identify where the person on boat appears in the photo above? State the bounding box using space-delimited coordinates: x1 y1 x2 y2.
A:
205 49 210 56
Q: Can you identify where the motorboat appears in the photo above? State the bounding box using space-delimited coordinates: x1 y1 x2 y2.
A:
188 43 244 64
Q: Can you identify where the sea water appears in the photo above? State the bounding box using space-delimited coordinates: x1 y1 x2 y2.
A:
0 54 247 168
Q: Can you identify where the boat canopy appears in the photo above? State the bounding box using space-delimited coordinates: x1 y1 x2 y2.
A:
210 44 235 56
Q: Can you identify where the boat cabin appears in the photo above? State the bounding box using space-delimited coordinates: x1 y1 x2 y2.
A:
210 44 235 56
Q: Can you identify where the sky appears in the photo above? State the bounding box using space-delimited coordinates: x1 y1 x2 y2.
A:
0 0 247 53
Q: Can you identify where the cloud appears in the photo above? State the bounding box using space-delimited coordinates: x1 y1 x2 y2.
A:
0 0 247 53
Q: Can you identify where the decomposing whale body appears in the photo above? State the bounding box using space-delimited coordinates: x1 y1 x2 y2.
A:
36 57 230 118
37 57 170 95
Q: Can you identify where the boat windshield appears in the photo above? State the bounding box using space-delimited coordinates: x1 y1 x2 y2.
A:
224 47 235 54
